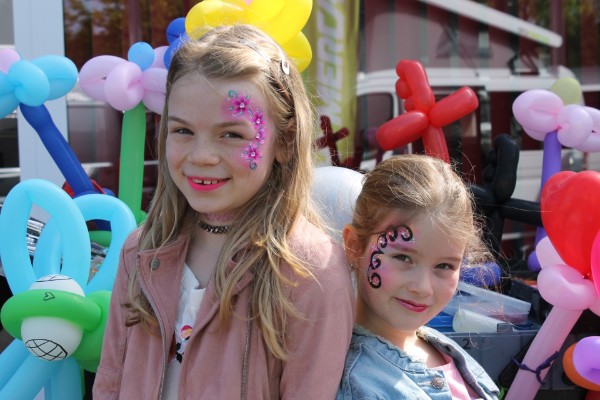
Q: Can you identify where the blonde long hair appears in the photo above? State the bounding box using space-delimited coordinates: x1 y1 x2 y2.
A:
125 24 319 359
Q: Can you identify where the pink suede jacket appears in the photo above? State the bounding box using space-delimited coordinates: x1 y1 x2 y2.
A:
93 218 355 399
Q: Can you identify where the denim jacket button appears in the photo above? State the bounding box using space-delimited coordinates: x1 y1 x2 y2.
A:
431 376 445 389
150 258 160 270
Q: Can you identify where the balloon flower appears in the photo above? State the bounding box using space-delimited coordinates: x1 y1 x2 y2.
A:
79 42 168 227
0 179 136 400
184 0 313 72
376 60 479 163
512 79 600 271
563 336 600 391
0 48 108 199
504 170 600 400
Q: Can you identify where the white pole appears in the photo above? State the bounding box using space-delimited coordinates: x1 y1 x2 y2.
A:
12 0 67 220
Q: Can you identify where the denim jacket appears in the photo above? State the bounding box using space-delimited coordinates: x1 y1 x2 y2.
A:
337 325 499 400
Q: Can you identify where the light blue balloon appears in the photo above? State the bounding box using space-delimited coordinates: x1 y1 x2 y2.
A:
77 194 136 293
128 42 154 71
0 179 90 293
0 344 83 400
32 220 64 277
0 353 55 400
0 73 19 117
33 194 136 293
45 358 82 400
7 60 49 106
31 55 78 100
0 340 28 389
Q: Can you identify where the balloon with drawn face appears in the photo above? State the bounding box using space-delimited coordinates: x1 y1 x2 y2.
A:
0 179 136 399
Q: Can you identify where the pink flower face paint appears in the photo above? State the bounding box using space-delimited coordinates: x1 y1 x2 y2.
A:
226 90 269 170
367 225 414 289
242 142 262 170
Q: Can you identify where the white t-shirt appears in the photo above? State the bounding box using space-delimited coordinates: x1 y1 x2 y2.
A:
162 264 205 400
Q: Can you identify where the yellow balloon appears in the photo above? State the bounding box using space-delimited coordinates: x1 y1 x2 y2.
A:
261 0 313 44
282 32 312 73
222 0 285 24
550 77 583 105
184 0 314 71
186 0 247 39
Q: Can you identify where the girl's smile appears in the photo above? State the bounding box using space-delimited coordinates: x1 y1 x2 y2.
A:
187 177 228 191
395 298 429 313
166 75 278 217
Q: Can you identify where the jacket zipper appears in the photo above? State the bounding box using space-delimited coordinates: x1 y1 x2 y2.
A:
136 264 168 399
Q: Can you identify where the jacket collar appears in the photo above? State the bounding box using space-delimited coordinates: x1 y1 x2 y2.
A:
135 233 255 333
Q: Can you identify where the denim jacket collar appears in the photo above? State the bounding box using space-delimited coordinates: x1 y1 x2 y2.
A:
340 324 499 400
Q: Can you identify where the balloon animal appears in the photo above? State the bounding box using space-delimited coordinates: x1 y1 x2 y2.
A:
79 42 168 226
376 60 479 163
505 170 600 400
0 179 136 399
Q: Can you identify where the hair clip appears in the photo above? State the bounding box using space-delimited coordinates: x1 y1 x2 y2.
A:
238 38 270 62
278 46 290 75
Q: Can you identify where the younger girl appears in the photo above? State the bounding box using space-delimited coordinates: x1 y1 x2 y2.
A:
338 154 499 399
93 24 355 399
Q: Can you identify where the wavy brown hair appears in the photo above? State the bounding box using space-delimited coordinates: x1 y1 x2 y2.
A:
124 24 320 360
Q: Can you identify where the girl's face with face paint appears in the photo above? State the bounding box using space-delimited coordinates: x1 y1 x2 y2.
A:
166 75 279 218
344 210 465 344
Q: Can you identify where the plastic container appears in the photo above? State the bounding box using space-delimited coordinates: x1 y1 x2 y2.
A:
452 308 507 333
443 281 531 325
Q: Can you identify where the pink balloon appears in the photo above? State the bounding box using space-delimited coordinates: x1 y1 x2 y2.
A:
537 264 597 310
592 230 600 296
79 56 126 103
575 107 600 153
505 307 582 400
140 67 167 115
104 62 144 111
151 46 168 69
536 236 565 268
589 296 600 317
512 89 563 141
573 336 600 385
79 53 167 113
0 49 20 73
556 104 593 148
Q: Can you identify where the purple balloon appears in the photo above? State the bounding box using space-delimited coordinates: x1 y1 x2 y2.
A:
573 336 600 385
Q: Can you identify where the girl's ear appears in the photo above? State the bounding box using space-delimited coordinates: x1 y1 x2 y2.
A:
343 224 360 264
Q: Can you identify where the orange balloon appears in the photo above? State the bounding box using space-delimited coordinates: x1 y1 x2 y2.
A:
563 343 600 391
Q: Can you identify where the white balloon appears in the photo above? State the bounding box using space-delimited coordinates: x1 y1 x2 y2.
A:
22 274 85 360
311 166 364 243
22 317 84 361
29 274 84 295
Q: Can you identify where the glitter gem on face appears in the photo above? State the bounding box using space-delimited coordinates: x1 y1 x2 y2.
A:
242 142 262 170
228 90 251 116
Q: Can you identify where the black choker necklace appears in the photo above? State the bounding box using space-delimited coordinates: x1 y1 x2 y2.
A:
199 220 231 234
